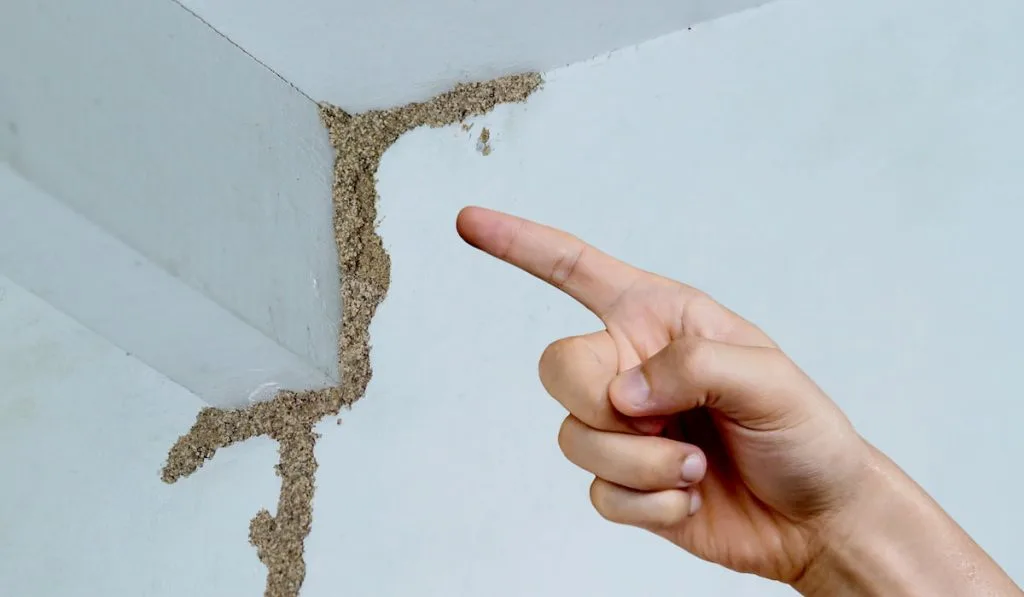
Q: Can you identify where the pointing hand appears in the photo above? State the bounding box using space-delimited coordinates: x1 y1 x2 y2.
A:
456 206 871 583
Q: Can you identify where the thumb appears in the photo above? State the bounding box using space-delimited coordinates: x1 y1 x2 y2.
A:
608 337 809 425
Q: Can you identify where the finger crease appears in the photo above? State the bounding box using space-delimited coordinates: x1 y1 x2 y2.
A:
499 219 528 261
549 244 586 290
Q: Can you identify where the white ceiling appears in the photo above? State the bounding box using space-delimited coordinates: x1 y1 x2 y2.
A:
175 0 771 110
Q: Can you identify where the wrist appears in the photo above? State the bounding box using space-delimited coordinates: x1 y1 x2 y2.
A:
794 444 1020 597
794 454 928 597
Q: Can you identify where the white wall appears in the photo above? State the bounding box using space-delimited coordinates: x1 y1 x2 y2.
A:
0 166 333 408
176 0 771 110
0 0 341 406
328 0 1024 592
0 275 278 595
2 0 1023 595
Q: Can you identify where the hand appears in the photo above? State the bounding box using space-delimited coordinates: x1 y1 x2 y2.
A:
456 206 876 584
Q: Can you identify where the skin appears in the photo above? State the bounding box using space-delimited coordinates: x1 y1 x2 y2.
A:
456 206 1022 596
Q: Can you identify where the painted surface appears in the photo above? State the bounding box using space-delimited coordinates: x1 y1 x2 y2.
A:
0 275 278 595
176 0 771 110
0 0 341 404
2 0 1023 594
356 1 1024 592
0 165 333 408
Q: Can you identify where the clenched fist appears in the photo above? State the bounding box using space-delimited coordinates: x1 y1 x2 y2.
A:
456 206 1021 596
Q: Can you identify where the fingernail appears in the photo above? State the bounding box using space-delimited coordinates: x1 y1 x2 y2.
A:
614 368 650 409
688 490 702 516
681 454 706 484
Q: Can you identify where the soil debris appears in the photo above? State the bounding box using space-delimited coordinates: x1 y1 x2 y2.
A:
161 72 542 597
476 126 493 156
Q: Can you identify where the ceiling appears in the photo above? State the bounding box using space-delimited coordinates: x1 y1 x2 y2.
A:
174 0 771 110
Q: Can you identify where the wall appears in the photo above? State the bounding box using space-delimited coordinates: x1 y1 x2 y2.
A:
0 274 278 595
0 165 333 408
176 0 771 110
0 0 773 408
359 1 1024 593
0 0 341 406
2 0 1023 594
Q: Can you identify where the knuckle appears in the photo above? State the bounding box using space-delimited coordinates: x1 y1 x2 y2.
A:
589 479 617 522
767 348 798 378
538 336 587 377
538 338 574 391
675 337 712 382
679 292 728 339
537 340 560 381
681 290 777 347
556 416 577 459
539 337 609 427
549 244 586 289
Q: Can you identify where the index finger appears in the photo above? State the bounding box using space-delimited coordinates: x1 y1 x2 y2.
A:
456 206 641 318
